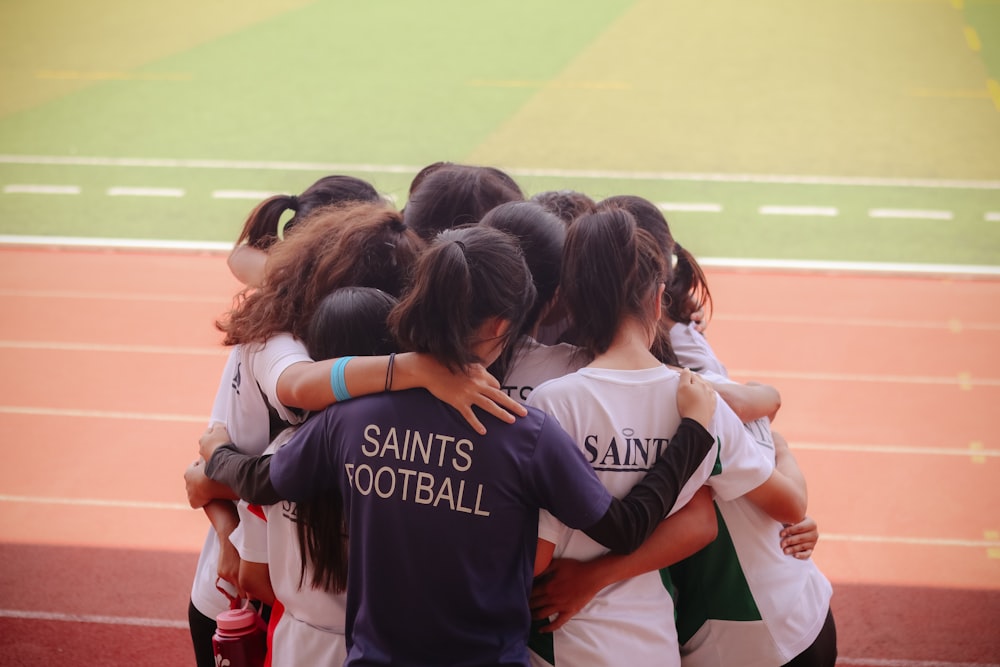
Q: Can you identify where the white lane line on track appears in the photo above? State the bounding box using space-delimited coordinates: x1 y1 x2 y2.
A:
869 208 955 220
0 494 189 511
0 406 206 423
0 609 188 629
0 287 229 304
3 184 80 195
759 205 839 216
837 660 1000 667
2 154 999 189
727 369 1000 387
0 236 233 252
0 340 226 356
106 186 185 197
823 534 1000 548
713 314 1000 332
792 442 1000 457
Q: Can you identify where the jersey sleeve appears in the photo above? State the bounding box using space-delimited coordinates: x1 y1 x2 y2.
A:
208 348 240 426
249 334 313 424
525 413 612 531
269 409 340 503
706 399 774 501
232 500 269 564
536 508 570 550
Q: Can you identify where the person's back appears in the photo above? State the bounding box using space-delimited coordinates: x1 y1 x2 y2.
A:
273 389 602 665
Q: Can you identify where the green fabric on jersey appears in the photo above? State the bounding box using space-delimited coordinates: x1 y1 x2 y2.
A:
668 503 762 645
528 617 556 665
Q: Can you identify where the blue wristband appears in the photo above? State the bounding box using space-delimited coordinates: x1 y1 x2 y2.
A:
330 356 355 402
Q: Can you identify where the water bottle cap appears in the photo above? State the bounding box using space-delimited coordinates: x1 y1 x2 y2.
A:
216 607 259 631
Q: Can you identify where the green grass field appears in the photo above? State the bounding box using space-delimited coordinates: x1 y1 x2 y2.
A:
1 0 998 264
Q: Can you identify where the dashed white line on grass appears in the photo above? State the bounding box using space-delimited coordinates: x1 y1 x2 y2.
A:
3 184 80 195
656 202 723 212
212 189 280 200
107 186 185 198
759 205 839 217
986 212 1000 222
869 208 954 220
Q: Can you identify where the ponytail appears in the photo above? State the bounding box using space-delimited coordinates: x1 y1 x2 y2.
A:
234 194 298 250
390 226 535 371
667 243 713 325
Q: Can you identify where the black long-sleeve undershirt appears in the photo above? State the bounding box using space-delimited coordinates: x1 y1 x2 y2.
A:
205 417 714 555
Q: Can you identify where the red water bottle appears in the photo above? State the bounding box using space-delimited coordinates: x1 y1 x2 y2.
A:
213 579 267 667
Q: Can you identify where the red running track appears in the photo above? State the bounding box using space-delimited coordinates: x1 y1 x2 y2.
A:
0 246 998 666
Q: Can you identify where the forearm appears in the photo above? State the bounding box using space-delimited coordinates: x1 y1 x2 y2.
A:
583 419 714 553
713 382 780 423
205 445 283 506
588 486 719 584
276 353 421 412
773 431 807 513
202 499 240 539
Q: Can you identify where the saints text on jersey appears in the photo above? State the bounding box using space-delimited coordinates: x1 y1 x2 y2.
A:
343 424 491 517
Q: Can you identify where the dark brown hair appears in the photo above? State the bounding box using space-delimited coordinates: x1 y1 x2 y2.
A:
218 201 424 346
479 201 566 381
389 225 535 371
598 195 712 327
296 286 399 594
561 208 667 356
402 164 524 241
234 175 382 250
530 189 596 226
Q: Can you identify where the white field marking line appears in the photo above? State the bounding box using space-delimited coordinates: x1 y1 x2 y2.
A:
824 533 1000 548
838 660 1000 667
4 235 999 277
0 609 188 629
0 340 226 356
792 442 1000 457
2 154 1000 189
0 287 230 304
0 406 206 423
3 184 80 195
212 189 281 199
870 208 955 220
727 369 1000 387
712 313 1000 332
759 205 839 216
106 186 185 197
986 212 1000 222
0 494 189 511
656 202 723 212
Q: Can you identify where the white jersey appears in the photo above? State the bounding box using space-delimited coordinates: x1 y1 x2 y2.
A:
190 334 313 620
670 321 728 377
671 376 833 667
502 337 587 404
526 365 773 667
229 429 349 667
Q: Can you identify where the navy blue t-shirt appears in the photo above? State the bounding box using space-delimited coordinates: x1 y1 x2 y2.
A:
269 388 613 667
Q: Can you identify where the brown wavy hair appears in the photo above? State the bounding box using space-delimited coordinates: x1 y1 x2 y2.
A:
217 201 424 346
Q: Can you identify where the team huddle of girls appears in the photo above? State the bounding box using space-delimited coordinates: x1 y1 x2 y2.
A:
183 163 837 667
